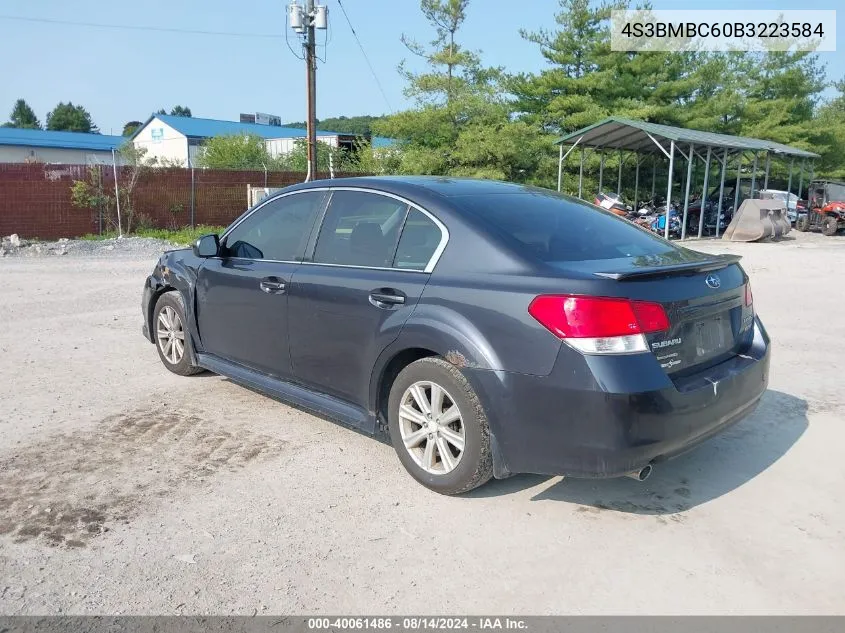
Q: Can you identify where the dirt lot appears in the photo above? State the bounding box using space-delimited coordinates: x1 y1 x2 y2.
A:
1 232 844 615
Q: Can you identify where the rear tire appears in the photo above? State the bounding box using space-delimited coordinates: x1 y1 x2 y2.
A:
822 214 839 236
388 357 493 495
795 215 809 232
153 292 203 376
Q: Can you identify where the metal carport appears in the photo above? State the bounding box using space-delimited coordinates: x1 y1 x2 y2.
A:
555 117 820 239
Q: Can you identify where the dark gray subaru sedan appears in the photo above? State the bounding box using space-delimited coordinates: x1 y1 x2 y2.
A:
141 177 769 494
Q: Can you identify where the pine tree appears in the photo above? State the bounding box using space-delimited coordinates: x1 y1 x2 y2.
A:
4 99 41 129
46 102 98 133
376 0 549 181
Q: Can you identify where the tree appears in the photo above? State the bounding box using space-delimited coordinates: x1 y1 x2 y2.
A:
194 134 275 170
276 138 353 172
116 143 158 233
283 115 386 136
3 99 41 129
348 141 404 175
169 105 192 117
375 0 549 181
122 121 143 136
510 0 616 133
806 78 845 180
509 0 696 135
399 0 473 111
157 106 192 117
70 142 156 235
736 51 826 145
46 102 98 133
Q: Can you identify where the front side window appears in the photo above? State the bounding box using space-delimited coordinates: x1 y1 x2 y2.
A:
313 191 408 267
223 191 324 261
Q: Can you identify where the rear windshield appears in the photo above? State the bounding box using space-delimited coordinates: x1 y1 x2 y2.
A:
457 191 677 262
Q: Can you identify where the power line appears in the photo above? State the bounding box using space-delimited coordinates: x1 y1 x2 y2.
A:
3 8 395 113
0 14 281 39
334 0 394 113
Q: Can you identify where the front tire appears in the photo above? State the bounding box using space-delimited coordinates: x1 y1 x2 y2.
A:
153 292 203 376
822 214 839 236
388 357 493 495
795 215 810 232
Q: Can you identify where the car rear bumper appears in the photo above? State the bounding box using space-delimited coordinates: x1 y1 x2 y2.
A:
465 316 770 479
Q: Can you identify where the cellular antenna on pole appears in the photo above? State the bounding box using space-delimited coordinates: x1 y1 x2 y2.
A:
288 0 327 181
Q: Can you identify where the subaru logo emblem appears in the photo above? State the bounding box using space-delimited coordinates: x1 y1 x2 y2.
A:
705 274 721 289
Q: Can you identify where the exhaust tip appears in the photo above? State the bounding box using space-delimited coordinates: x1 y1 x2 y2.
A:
625 464 653 481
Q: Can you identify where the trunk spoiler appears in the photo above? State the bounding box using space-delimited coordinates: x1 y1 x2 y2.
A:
594 254 741 280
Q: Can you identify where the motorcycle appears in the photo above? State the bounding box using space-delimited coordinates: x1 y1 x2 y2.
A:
649 202 682 238
635 195 665 216
594 192 633 217
685 199 734 236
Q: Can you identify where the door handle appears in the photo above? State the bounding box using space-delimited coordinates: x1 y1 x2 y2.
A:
369 290 406 307
260 277 286 294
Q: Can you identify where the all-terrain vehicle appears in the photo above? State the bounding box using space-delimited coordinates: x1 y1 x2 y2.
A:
796 180 845 236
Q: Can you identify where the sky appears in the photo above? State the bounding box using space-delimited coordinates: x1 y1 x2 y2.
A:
0 0 842 136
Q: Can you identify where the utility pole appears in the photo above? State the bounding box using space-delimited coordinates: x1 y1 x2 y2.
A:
304 0 317 180
288 1 327 181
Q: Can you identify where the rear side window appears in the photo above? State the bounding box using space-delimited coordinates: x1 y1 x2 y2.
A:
223 191 324 261
457 192 677 262
393 209 442 271
314 191 408 267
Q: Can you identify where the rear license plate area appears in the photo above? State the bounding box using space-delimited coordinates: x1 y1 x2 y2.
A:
695 318 726 357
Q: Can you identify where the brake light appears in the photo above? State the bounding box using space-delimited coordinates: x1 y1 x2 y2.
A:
528 295 670 355
744 282 753 309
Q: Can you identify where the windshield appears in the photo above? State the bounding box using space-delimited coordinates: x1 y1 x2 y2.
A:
457 191 678 262
826 183 845 202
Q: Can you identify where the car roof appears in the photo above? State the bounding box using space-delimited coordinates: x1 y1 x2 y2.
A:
290 175 532 198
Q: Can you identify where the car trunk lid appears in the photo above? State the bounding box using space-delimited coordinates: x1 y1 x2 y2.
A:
554 253 754 375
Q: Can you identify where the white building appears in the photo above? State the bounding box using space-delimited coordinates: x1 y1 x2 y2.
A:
131 114 393 166
0 128 124 164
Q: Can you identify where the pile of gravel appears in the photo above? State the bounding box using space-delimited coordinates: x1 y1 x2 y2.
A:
0 234 185 259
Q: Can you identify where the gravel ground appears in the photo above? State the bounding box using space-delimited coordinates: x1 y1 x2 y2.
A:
0 235 180 259
0 231 843 615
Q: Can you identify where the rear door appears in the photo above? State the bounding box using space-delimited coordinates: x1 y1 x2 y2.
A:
288 189 447 407
196 190 326 378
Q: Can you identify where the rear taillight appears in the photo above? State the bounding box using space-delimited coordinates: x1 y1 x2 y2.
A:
744 282 753 308
528 295 670 355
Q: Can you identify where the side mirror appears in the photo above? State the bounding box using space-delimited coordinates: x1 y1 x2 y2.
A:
193 234 220 258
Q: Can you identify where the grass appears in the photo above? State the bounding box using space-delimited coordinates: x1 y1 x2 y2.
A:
79 225 226 245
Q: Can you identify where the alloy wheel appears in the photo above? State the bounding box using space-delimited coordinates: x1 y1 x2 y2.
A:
398 380 465 475
156 305 185 365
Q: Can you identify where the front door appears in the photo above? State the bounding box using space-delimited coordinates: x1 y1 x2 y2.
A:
288 190 446 408
196 190 327 378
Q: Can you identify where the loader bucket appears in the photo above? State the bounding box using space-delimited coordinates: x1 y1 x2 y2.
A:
722 199 787 242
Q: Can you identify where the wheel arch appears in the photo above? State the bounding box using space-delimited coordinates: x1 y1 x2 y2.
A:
147 284 176 338
373 344 511 483
369 312 503 423
147 256 202 365
372 347 439 428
